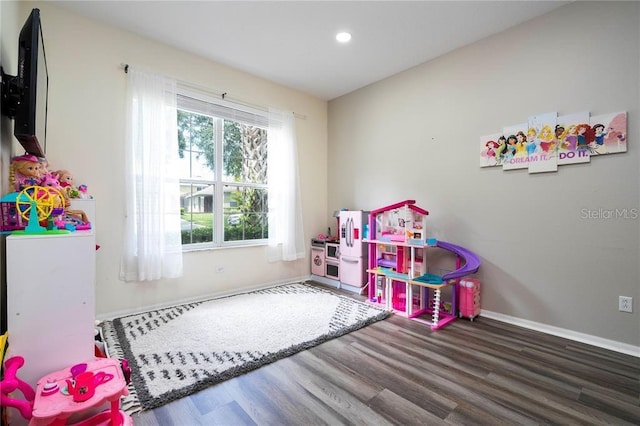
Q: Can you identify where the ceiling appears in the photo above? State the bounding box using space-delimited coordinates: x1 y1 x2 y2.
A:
52 1 570 101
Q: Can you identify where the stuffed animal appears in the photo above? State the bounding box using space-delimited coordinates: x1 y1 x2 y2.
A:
40 172 61 188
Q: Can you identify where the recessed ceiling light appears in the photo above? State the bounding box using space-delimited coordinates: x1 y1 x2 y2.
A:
336 32 352 43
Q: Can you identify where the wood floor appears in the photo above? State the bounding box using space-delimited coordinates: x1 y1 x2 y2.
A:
132 283 640 425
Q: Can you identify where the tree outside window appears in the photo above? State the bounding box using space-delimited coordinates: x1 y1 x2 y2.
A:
177 95 268 248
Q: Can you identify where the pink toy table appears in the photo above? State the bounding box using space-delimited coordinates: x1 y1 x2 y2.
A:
29 358 132 426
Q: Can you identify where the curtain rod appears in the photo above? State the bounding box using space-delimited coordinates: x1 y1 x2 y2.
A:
120 63 307 120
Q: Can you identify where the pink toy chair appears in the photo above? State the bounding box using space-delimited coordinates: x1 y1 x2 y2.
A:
0 356 36 420
1 356 134 426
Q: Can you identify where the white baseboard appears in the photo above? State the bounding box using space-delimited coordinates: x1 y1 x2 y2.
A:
97 278 639 358
481 310 640 358
339 282 368 295
309 274 368 295
97 275 310 321
309 274 340 289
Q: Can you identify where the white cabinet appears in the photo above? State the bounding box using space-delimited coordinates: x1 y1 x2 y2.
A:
6 223 96 389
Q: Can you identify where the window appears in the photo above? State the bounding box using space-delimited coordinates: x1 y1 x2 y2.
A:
177 89 268 249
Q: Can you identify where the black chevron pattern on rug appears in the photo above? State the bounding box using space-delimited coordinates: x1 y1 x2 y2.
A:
122 302 203 341
101 282 391 415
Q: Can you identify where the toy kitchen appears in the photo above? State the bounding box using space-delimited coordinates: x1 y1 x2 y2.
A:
310 210 369 295
310 238 339 281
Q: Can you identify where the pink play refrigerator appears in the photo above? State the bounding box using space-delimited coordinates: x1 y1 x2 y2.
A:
339 210 368 288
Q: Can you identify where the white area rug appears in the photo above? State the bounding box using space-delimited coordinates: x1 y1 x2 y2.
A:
101 282 390 414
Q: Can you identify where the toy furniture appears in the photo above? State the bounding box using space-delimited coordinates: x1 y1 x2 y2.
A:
1 355 132 426
339 210 368 290
365 200 481 330
0 192 25 232
30 358 132 426
0 356 36 420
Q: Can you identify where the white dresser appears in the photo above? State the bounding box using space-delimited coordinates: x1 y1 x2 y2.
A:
6 199 96 389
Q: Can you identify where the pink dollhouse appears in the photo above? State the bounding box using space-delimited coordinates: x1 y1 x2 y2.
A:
0 193 25 232
364 200 482 329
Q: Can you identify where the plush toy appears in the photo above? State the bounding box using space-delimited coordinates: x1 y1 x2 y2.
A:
39 172 61 189
37 171 68 213
36 157 65 198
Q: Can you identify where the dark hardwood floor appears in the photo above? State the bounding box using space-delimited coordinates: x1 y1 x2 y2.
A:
132 283 639 425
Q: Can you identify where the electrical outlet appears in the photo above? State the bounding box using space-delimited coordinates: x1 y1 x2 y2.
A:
618 296 633 313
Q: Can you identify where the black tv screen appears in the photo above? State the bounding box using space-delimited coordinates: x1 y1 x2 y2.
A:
0 8 48 158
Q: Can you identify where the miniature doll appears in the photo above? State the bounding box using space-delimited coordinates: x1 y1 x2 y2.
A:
9 155 42 192
38 156 50 176
53 169 79 200
77 184 92 199
51 169 89 226
55 169 74 188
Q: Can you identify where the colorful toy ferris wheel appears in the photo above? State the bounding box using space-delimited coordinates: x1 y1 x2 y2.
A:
15 186 67 233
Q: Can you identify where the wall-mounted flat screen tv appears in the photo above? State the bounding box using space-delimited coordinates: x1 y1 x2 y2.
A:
1 8 48 158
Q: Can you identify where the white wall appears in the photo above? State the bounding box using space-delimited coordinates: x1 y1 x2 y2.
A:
2 1 637 350
2 2 328 317
329 1 639 348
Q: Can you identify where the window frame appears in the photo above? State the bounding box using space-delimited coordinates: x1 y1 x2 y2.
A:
177 86 269 251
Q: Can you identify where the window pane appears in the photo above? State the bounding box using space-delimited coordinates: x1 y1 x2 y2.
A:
223 185 268 242
223 120 267 184
178 110 215 179
177 90 270 248
180 183 214 244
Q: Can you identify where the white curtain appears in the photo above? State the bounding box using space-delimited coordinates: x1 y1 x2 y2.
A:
267 108 305 262
120 67 183 281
